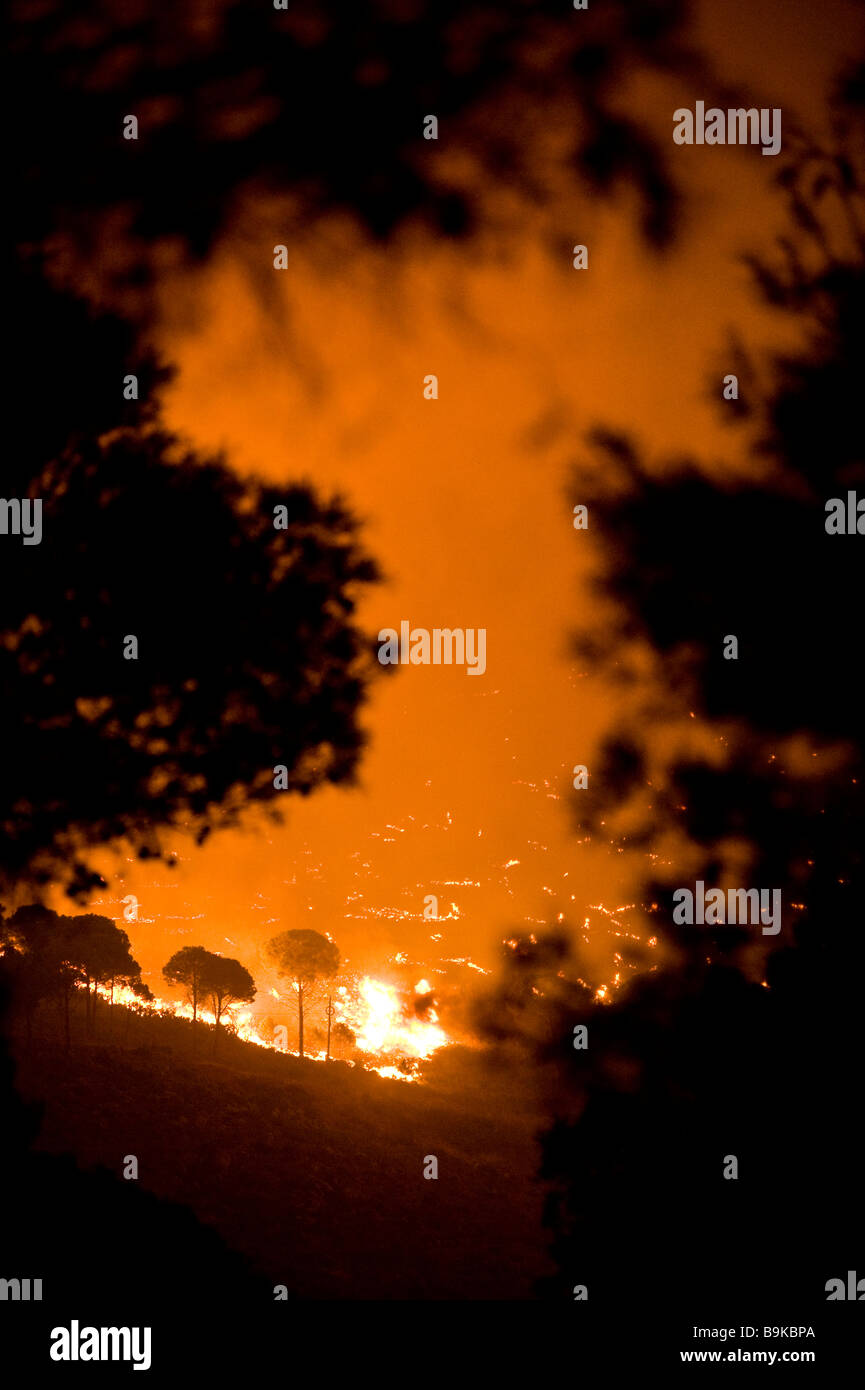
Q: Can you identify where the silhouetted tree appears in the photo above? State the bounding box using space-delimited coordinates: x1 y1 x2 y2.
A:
8 0 705 312
199 952 256 1048
266 929 340 1058
472 928 592 1058
163 946 211 1026
2 906 146 1042
64 914 141 1030
1 906 70 1045
2 265 382 902
535 129 865 1317
1 905 92 1048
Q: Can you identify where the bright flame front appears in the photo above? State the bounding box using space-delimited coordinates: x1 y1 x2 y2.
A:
92 971 449 1080
336 976 448 1060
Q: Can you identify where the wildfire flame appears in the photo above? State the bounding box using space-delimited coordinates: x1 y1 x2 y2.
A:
90 970 449 1081
336 976 448 1060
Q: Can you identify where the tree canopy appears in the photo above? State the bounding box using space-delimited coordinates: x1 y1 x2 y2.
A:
266 928 340 1058
2 266 381 902
0 905 144 1042
163 945 256 1034
266 929 341 988
201 953 256 1032
163 946 211 1025
9 0 703 306
534 140 865 1311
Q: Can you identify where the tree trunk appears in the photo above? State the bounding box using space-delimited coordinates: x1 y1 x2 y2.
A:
63 986 70 1051
298 983 304 1058
326 995 333 1062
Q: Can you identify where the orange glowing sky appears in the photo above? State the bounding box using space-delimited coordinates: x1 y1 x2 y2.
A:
48 0 864 1026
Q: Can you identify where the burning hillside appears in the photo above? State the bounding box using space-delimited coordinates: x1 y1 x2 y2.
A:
95 971 450 1081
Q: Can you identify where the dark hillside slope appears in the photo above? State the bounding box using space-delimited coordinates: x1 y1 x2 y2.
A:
10 1011 549 1300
